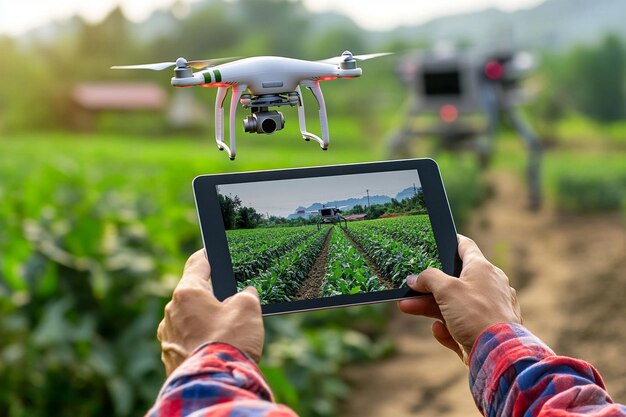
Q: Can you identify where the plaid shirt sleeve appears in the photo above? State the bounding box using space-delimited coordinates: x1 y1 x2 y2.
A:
146 342 298 417
470 323 626 417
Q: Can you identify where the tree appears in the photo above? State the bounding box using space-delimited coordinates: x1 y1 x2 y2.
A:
76 7 136 78
565 34 625 122
218 193 241 230
235 206 263 229
235 0 310 57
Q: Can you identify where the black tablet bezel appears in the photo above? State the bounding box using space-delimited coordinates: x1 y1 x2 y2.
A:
193 158 461 315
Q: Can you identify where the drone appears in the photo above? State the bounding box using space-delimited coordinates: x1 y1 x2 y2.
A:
112 51 390 160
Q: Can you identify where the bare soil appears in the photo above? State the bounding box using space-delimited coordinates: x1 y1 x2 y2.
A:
294 228 333 301
341 172 626 417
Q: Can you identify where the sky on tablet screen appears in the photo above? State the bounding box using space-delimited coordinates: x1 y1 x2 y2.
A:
218 170 421 217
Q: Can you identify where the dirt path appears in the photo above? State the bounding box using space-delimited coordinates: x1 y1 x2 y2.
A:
294 228 333 301
341 172 626 416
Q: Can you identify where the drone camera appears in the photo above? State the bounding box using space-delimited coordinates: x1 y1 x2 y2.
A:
243 110 285 134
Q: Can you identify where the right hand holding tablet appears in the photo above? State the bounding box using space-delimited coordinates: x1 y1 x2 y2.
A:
398 234 522 362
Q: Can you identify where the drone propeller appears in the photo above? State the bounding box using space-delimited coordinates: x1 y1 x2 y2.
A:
319 51 393 66
111 56 237 71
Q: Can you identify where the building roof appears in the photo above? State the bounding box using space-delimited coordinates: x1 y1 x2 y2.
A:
72 83 167 110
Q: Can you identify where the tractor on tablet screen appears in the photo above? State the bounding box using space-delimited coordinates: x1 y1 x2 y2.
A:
316 207 348 230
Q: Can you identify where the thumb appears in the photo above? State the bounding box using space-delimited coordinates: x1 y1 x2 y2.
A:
225 286 262 311
408 267 456 295
178 249 212 291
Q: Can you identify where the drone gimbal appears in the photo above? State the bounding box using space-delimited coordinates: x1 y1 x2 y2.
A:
214 81 330 159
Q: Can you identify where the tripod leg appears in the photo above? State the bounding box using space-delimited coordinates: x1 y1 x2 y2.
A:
508 106 542 210
386 97 419 159
478 84 500 169
387 125 413 159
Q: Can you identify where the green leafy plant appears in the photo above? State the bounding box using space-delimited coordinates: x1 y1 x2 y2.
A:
321 227 384 297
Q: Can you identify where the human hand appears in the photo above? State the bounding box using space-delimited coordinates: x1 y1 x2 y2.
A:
157 249 264 376
398 234 522 362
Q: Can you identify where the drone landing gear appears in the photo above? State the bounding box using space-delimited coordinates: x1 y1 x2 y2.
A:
215 84 248 160
296 82 329 150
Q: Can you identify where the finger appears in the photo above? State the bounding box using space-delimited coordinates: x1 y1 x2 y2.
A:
243 286 259 298
224 286 259 303
178 249 212 290
432 321 463 361
157 320 166 342
226 286 262 312
408 268 456 295
457 234 485 262
161 346 187 376
397 295 444 320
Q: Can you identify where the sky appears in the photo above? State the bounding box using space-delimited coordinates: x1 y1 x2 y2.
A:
217 169 421 217
0 0 544 37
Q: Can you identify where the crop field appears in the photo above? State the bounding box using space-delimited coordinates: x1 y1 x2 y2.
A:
226 214 441 304
0 134 481 417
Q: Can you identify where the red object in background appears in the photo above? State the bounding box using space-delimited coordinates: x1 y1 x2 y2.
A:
484 60 504 80
439 104 458 123
72 83 166 110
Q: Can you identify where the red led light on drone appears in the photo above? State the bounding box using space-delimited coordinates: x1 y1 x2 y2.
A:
484 60 504 80
200 82 230 88
439 104 458 123
319 76 338 81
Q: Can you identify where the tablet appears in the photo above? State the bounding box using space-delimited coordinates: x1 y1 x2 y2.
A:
193 158 460 315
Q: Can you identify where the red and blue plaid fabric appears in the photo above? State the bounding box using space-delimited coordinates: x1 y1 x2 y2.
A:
147 324 626 417
470 323 626 416
145 342 297 417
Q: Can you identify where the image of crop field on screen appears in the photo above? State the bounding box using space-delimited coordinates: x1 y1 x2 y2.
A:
216 170 441 305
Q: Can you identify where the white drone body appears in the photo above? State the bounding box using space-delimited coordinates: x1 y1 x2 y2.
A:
112 51 389 160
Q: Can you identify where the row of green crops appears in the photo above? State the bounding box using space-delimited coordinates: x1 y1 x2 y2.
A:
321 227 385 297
346 215 442 286
542 153 626 214
227 225 319 282
354 215 439 256
238 226 330 304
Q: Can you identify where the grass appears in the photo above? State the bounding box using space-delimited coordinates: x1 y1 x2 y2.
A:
2 118 624 417
552 114 626 144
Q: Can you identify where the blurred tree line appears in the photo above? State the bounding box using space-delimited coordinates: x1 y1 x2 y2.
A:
0 0 402 134
1 0 624 135
536 34 626 125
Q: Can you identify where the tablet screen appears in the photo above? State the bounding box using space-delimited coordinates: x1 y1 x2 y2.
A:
216 169 441 305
